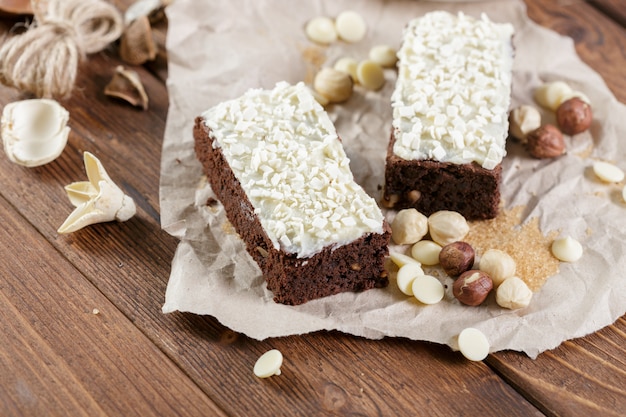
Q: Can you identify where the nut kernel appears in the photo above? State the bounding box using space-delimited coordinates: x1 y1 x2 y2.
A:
534 81 572 111
453 270 493 306
496 276 532 309
439 241 475 277
313 67 353 103
551 236 583 262
478 249 516 287
427 210 470 246
390 208 428 245
411 240 442 265
508 105 541 143
526 124 565 159
556 97 592 135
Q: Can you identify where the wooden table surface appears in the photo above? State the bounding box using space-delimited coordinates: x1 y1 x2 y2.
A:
1 1 624 416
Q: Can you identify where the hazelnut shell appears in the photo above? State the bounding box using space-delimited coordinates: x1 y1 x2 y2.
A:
556 97 592 135
453 270 493 306
439 241 475 277
526 124 565 159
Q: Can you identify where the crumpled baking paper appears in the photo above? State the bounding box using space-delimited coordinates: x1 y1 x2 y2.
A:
159 0 626 358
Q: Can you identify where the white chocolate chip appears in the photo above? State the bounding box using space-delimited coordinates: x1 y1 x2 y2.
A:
411 240 442 265
333 57 359 81
457 328 490 361
509 105 541 143
551 236 583 262
389 251 421 268
534 81 573 111
592 161 624 183
356 60 385 91
411 274 444 304
391 208 428 245
335 10 366 43
368 45 397 68
253 349 283 378
313 67 353 103
496 276 533 309
305 16 337 44
478 249 516 288
427 210 469 246
396 263 424 296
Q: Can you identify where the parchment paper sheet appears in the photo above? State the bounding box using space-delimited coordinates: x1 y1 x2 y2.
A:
159 0 626 358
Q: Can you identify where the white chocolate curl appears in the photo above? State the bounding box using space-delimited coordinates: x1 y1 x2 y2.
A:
58 152 136 233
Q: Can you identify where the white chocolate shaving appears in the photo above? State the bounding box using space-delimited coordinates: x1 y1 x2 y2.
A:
391 12 514 169
1 99 70 167
58 152 136 233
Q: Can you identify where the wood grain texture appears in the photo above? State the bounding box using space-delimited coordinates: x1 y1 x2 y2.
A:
0 0 624 416
589 0 626 28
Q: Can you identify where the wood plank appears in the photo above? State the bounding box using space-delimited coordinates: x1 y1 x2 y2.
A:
588 0 626 28
523 0 626 102
0 195 226 417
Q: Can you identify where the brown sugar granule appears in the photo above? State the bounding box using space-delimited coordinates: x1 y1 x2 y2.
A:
464 206 560 292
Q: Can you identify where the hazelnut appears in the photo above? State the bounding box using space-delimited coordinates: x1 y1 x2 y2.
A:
391 208 428 245
313 67 353 103
453 270 493 306
496 276 532 309
556 97 592 135
439 241 475 277
478 249 516 288
526 124 565 159
427 210 469 246
508 105 541 143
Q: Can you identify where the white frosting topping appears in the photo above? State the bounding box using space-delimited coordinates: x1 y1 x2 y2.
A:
391 12 514 169
203 82 384 258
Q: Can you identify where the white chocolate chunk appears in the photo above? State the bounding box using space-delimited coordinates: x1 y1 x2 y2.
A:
253 349 283 378
411 274 444 304
368 45 397 68
396 263 424 296
593 161 624 183
534 81 573 111
305 16 337 44
335 10 366 43
458 328 490 361
356 60 385 91
333 57 359 81
496 276 533 309
389 251 421 268
411 240 442 266
551 236 583 262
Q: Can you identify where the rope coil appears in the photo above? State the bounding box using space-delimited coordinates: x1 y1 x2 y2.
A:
0 0 123 99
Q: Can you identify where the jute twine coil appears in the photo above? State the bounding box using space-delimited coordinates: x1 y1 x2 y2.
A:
0 0 123 99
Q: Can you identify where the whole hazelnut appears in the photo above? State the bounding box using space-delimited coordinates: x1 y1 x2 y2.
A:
556 97 592 135
439 241 475 277
453 270 493 306
526 124 565 159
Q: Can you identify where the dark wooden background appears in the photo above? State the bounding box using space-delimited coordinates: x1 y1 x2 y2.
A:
0 1 624 416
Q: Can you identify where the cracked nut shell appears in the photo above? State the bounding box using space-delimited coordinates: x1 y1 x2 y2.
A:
453 270 493 306
556 97 592 135
526 124 565 159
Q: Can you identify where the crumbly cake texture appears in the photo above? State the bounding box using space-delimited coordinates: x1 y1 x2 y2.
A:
194 82 390 305
384 11 514 220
